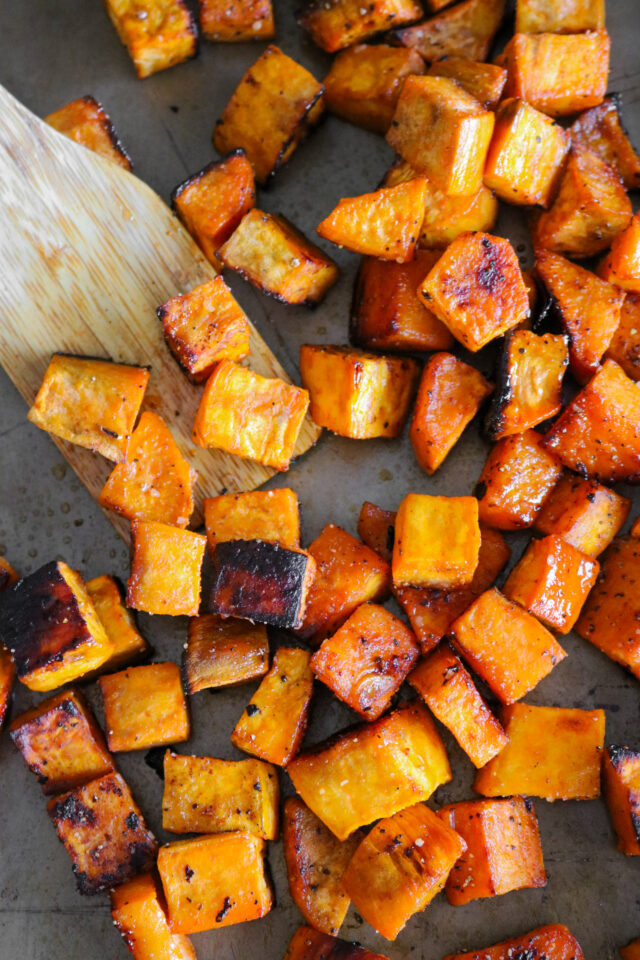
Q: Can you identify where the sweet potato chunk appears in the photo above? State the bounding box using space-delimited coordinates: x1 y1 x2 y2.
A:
28 355 149 462
357 503 396 563
199 0 274 41
310 603 419 721
439 797 546 905
316 180 428 262
99 662 190 752
214 45 324 184
86 575 150 673
0 557 18 591
104 0 197 78
515 0 604 32
283 798 363 935
543 359 640 483
48 772 157 894
394 0 507 62
603 745 640 855
111 872 196 960
428 59 506 109
474 703 605 801
285 927 390 960
604 295 640 380
288 700 451 839
443 924 586 960
127 521 206 616
300 345 419 439
296 524 392 644
621 940 640 960
342 802 466 940
451 587 566 705
204 488 299 556
409 643 508 768
192 360 310 471
535 475 630 558
600 212 640 294
0 561 113 692
298 0 422 52
570 96 640 191
419 233 529 352
182 614 268 693
157 833 272 933
44 96 132 169
410 352 492 475
231 647 313 766
393 494 480 589
162 752 279 838
324 44 425 134
0 647 15 731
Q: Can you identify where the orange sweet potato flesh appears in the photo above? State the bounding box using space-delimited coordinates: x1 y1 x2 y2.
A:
357 502 396 563
127 521 206 617
516 0 604 33
394 0 507 62
111 872 196 960
602 746 640 856
443 924 586 960
600 212 640 294
44 96 132 169
535 474 630 558
86 575 150 675
570 97 640 191
183 614 268 693
100 662 190 753
0 646 15 730
104 0 197 79
0 557 18 591
621 940 640 960
428 59 506 109
298 0 422 52
200 0 275 41
392 494 480 590
284 926 390 960
204 489 300 555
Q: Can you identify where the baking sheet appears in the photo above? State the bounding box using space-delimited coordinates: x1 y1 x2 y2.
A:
0 1 639 957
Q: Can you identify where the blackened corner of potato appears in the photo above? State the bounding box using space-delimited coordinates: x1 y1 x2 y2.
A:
607 743 637 770
484 334 513 441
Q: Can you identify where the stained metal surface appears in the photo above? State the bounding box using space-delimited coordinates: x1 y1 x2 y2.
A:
0 2 639 958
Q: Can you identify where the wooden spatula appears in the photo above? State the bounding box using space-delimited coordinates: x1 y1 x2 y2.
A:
0 84 321 541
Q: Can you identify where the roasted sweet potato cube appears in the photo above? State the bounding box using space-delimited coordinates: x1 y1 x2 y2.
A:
474 703 605 801
288 700 451 839
606 294 640 380
419 233 529 352
183 614 268 693
204 489 299 557
127 521 205 616
394 0 507 62
357 502 396 563
157 833 273 933
0 557 18 592
214 45 324 184
575 537 640 679
199 0 275 41
316 179 428 263
0 646 15 730
515 0 604 32
285 926 390 960
342 802 466 940
231 647 313 766
602 745 640 855
86 575 150 673
439 797 546 905
44 96 132 170
410 352 493 475
310 603 419 721
162 752 279 838
218 210 338 306
444 924 586 960
300 345 420 439
10 689 113 795
28 355 149 462
0 560 113 692
298 0 422 52
193 360 310 471
428 59 506 110
283 798 364 936
48 772 157 894
570 96 640 191
409 643 508 768
621 940 640 960
111 872 196 960
393 494 480 589
171 152 255 271
451 588 566 705
296 524 392 644
100 662 189 752
535 475 630 558
600 213 640 294
104 0 197 78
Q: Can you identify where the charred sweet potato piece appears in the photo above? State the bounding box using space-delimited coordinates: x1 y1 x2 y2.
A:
288 700 451 839
543 359 640 483
199 0 274 40
476 430 563 530
44 96 132 169
28 354 149 462
111 872 196 960
205 489 300 556
394 0 507 62
162 752 279 838
474 703 605 801
183 614 268 693
439 797 546 905
533 147 632 258
285 926 390 960
48 772 157 894
605 295 640 379
218 210 338 306
410 353 493 475
357 503 396 563
127 521 206 617
310 603 419 721
570 96 640 191
419 233 529 352
214 45 324 184
428 59 506 110
515 0 604 32
231 647 313 766
0 557 18 592
296 524 392 644
451 587 566 705
0 561 113 692
393 494 480 589
283 798 363 935
602 745 640 855
535 475 630 558
342 802 466 940
575 537 640 679
387 77 494 197
316 179 428 262
298 0 422 52
157 833 273 933
192 360 310 471
104 0 197 78
0 647 15 730
600 212 640 294
444 924 585 960
300 345 420 439
99 662 190 752
409 643 508 768
324 44 425 134
86 575 150 674
621 940 640 960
